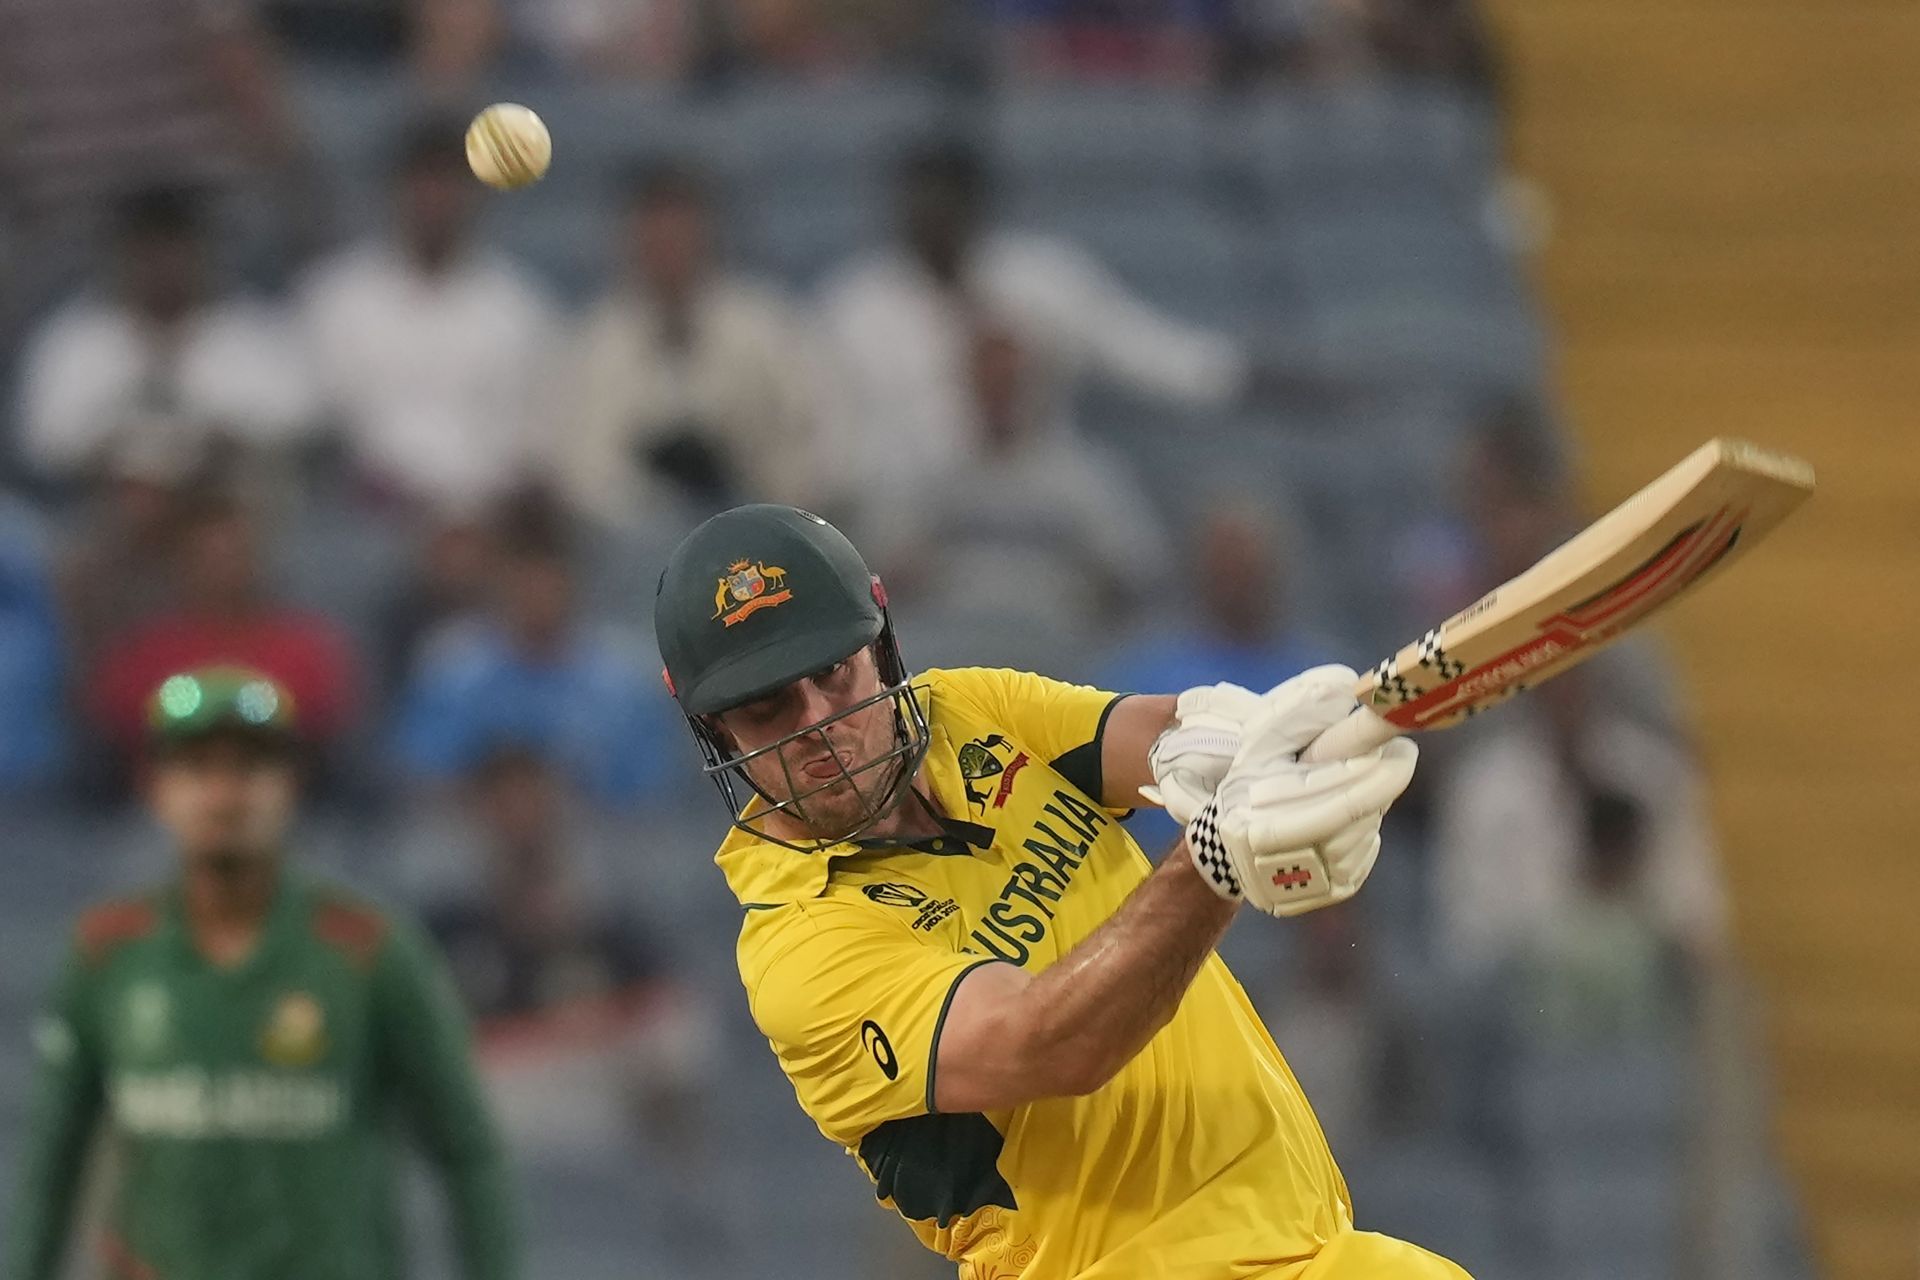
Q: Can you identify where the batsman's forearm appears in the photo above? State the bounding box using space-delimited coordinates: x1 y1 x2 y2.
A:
1018 842 1235 1094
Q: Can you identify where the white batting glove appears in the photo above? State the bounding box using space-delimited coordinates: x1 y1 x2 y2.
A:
1184 665 1419 917
1142 682 1265 825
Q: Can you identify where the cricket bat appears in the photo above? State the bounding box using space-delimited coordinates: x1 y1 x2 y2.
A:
1301 437 1815 764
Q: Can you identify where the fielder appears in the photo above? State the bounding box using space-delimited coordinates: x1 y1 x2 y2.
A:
655 505 1472 1279
6 668 519 1280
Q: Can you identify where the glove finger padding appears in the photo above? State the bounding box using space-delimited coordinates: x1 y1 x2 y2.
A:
1238 739 1417 853
1246 665 1365 758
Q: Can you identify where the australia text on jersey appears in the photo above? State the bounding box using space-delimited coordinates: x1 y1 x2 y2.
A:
961 787 1112 966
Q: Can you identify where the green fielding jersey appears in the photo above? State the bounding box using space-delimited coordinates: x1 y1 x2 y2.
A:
6 870 520 1280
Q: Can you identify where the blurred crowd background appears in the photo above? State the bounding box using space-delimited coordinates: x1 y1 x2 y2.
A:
0 1 1819 1278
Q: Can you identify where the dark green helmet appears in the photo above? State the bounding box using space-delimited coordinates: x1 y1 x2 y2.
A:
654 504 928 850
656 504 885 716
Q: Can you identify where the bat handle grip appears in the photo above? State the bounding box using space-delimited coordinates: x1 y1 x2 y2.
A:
1300 705 1400 764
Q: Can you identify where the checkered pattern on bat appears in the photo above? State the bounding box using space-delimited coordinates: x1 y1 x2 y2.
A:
1415 628 1467 679
1371 656 1416 705
1185 799 1242 900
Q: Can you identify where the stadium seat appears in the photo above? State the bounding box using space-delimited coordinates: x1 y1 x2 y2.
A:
987 86 1230 191
516 83 719 186
1238 86 1501 212
709 79 951 189
1533 1158 1682 1275
1511 1042 1693 1161
1309 297 1545 394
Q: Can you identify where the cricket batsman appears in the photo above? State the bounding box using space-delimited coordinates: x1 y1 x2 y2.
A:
656 505 1472 1279
6 667 520 1280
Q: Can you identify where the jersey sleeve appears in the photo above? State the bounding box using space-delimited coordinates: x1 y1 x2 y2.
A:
743 903 994 1143
371 920 522 1280
6 945 105 1280
935 668 1130 809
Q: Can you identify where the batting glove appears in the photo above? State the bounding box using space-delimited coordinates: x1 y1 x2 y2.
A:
1142 682 1265 825
1184 665 1419 917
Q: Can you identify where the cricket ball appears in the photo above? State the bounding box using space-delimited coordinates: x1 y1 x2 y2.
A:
465 103 551 191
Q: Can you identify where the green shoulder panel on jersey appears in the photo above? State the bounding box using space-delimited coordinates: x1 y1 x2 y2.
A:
307 886 391 971
76 896 161 965
857 1111 1016 1228
1047 691 1129 805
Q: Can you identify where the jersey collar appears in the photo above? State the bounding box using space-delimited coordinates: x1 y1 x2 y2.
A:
161 863 306 974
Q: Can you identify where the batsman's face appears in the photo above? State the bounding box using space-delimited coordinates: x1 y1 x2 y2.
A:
713 646 899 837
149 738 298 866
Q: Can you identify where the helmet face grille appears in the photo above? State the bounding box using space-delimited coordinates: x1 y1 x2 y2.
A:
687 620 931 852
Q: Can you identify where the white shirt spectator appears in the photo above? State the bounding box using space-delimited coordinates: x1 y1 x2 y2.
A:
299 242 561 515
814 232 1248 510
16 293 318 478
554 275 819 524
1432 709 1729 978
864 429 1172 654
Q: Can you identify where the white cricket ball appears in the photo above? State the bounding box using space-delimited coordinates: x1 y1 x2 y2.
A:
465 103 552 191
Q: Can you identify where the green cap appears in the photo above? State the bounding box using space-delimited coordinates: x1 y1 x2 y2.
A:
655 505 884 716
147 667 299 748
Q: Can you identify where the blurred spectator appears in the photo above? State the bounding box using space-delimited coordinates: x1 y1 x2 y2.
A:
1099 499 1333 846
814 142 1249 525
989 0 1226 84
1456 402 1572 588
424 747 661 1011
422 746 709 1137
261 0 411 62
258 0 524 85
0 0 311 335
511 0 692 78
554 162 820 527
52 469 189 675
89 493 361 766
377 517 499 694
0 497 68 792
392 499 674 808
299 117 561 518
14 187 319 485
1102 499 1331 693
1507 787 1689 1047
410 742 720 1260
270 0 696 83
1430 669 1728 981
417 0 509 84
865 322 1170 655
1225 0 1496 92
694 0 953 81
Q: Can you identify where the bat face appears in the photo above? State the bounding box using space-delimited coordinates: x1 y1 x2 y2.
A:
1358 438 1814 733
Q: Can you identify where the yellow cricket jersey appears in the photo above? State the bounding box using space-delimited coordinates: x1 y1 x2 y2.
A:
719 668 1357 1280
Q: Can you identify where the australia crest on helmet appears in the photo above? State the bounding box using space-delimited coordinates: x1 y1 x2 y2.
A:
712 559 791 627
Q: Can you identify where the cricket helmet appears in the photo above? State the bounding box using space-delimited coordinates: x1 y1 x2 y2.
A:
655 504 928 851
